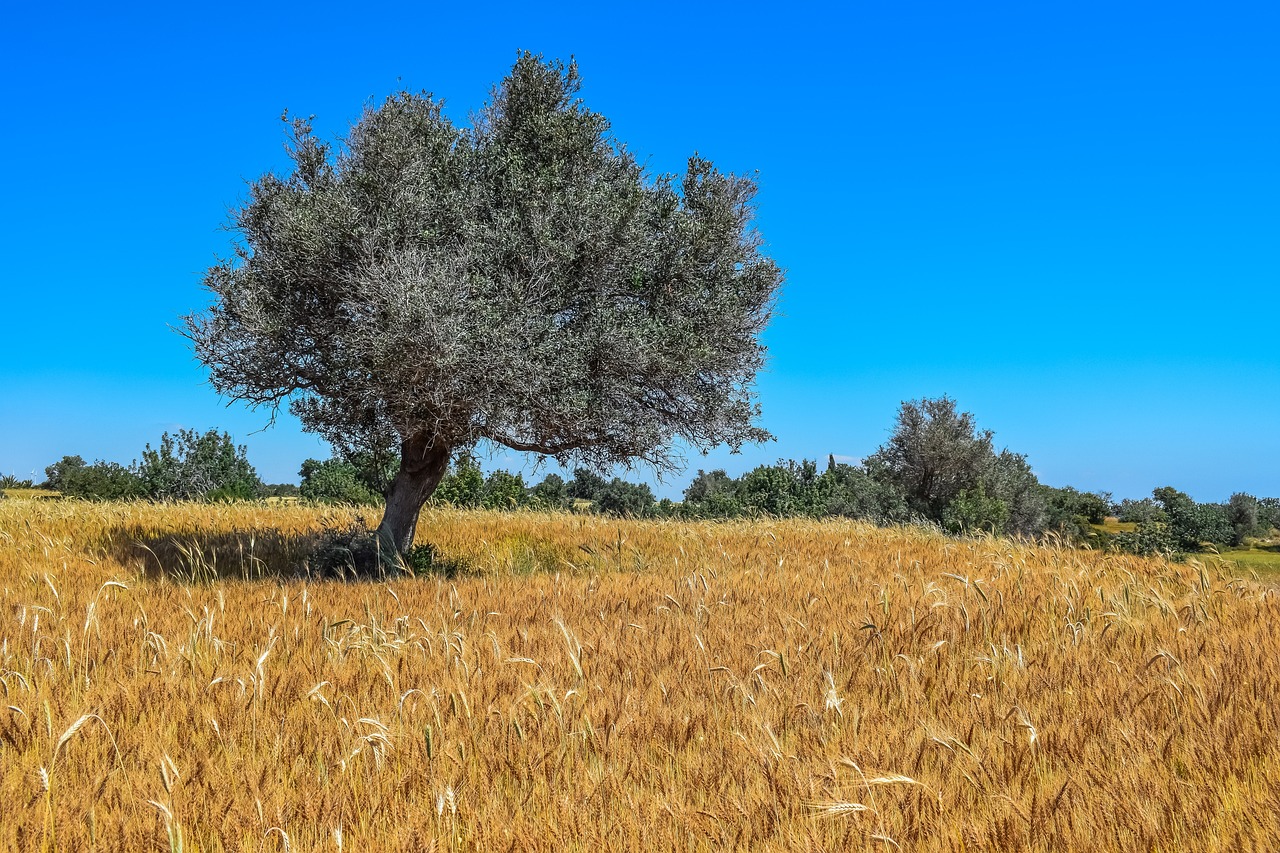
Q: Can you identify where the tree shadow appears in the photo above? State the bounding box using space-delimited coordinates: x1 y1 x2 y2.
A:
106 523 321 582
104 523 465 583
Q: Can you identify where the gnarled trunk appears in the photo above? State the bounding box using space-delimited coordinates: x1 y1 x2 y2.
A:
375 433 451 559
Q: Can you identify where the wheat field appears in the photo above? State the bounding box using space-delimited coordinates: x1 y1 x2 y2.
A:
1 497 1277 851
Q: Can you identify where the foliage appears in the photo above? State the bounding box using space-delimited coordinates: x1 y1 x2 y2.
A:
299 458 382 505
1112 520 1175 557
1151 486 1232 552
59 460 146 500
866 396 996 521
942 485 1009 535
566 468 609 503
431 455 485 508
43 455 87 491
1042 485 1112 542
0 474 34 489
1114 497 1162 524
528 473 569 508
1225 492 1261 546
865 397 1048 536
184 53 781 554
1258 497 1280 534
593 478 657 517
481 470 528 510
137 429 262 501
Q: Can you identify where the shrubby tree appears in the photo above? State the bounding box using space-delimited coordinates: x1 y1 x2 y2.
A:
1225 492 1260 546
865 397 998 521
566 468 609 504
1151 486 1231 552
594 478 656 517
482 470 528 510
1257 498 1280 535
432 455 485 507
942 485 1009 535
1114 497 1162 524
299 458 382 504
137 429 262 501
528 473 569 508
44 456 88 491
1042 486 1112 543
682 468 744 518
818 461 910 522
60 461 146 501
866 397 1047 536
185 54 780 561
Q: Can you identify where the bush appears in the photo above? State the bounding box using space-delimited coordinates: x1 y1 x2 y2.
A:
137 429 262 501
1113 521 1175 557
943 486 1010 535
300 458 383 505
482 470 527 510
528 473 569 509
432 455 484 507
61 461 146 500
595 478 656 517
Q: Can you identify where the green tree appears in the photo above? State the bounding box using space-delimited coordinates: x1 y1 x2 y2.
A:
682 469 744 518
60 461 146 501
1148 487 1231 552
432 455 485 507
1225 492 1260 546
866 397 997 522
528 473 569 509
482 470 528 510
566 469 609 504
942 485 1009 535
299 458 382 504
818 463 909 523
594 478 656 517
866 397 1046 536
184 54 781 561
43 455 86 492
137 429 262 501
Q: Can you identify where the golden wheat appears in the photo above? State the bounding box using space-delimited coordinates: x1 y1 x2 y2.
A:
0 496 1277 850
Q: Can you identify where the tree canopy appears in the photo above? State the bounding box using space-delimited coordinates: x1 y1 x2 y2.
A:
185 54 781 561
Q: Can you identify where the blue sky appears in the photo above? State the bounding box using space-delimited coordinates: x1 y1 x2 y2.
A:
2 1 1276 501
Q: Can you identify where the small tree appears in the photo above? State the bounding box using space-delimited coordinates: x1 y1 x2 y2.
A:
185 54 780 562
866 397 997 521
594 478 656 517
566 468 609 504
431 455 485 508
299 458 382 504
482 470 527 510
1225 492 1260 546
137 429 261 501
60 461 146 501
867 397 1046 535
43 455 86 491
528 473 569 509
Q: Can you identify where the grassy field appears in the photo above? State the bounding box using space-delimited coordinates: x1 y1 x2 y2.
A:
1 498 1278 851
1189 544 1280 577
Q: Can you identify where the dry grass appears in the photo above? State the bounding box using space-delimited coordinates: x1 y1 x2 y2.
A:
1 497 1278 851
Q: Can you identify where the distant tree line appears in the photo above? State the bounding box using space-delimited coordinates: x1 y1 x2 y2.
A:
16 398 1277 560
293 396 1279 558
39 429 269 501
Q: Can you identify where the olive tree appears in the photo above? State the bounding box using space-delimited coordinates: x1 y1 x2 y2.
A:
185 54 781 561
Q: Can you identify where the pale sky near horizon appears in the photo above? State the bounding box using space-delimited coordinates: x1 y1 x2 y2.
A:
2 1 1277 501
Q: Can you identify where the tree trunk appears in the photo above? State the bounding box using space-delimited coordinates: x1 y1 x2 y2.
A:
375 433 451 560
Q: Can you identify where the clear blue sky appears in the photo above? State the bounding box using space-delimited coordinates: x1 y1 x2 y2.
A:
2 1 1276 501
